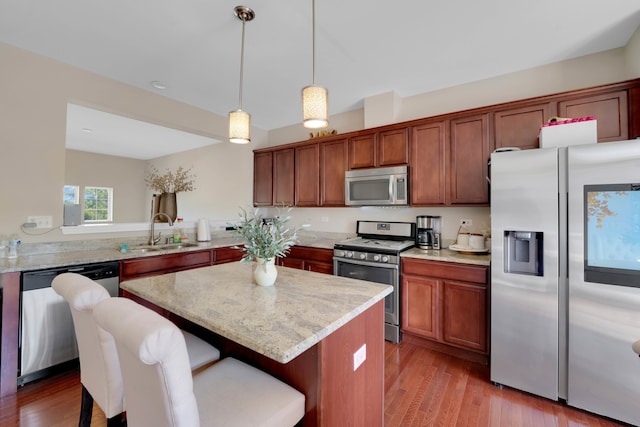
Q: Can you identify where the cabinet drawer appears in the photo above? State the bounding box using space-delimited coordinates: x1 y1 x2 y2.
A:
121 250 213 280
214 246 243 264
288 246 334 264
402 259 487 284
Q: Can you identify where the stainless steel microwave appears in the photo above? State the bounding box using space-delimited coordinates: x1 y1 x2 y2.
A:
345 165 409 206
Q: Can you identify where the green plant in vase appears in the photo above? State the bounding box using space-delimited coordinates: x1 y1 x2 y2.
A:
230 207 303 286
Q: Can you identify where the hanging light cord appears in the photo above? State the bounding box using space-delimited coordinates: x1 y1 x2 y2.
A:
311 0 316 85
238 14 247 110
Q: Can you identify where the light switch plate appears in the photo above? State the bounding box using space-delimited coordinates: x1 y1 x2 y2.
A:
353 344 366 371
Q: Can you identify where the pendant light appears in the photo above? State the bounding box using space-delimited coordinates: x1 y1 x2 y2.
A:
302 0 328 129
229 6 255 144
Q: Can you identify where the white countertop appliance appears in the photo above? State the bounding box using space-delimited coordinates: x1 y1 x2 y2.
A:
490 139 640 426
333 220 415 343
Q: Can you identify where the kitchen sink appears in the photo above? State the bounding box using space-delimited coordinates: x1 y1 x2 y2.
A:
128 242 201 252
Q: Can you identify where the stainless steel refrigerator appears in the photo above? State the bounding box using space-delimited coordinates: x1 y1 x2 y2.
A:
490 139 640 426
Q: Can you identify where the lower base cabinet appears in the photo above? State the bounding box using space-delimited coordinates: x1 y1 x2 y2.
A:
401 258 489 362
278 246 334 274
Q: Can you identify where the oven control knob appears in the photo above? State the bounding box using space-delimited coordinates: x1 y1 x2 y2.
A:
346 252 353 258
337 251 346 257
373 254 380 261
381 256 389 263
359 253 366 260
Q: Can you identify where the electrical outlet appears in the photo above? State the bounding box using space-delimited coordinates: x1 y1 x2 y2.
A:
27 215 53 229
460 219 472 227
353 344 367 371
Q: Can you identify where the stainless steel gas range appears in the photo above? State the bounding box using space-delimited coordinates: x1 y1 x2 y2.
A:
333 221 415 343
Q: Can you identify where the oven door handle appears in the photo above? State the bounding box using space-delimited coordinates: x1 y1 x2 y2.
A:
334 257 399 270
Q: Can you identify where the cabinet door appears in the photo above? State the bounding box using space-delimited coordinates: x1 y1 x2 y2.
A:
494 103 553 150
558 90 628 142
442 280 487 353
410 121 447 205
401 274 441 340
304 260 334 275
630 87 640 140
349 133 376 169
253 151 273 206
214 246 243 265
295 143 319 206
279 257 305 270
378 128 409 166
449 114 490 205
320 138 348 206
273 148 295 206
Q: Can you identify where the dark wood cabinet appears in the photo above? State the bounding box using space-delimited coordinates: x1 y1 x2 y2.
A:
348 127 409 169
253 151 273 206
558 90 628 142
273 148 295 205
410 121 447 205
320 137 348 206
214 246 243 265
494 102 554 150
401 258 489 361
449 113 490 205
295 143 320 206
278 246 333 275
120 249 213 281
348 133 376 169
378 127 410 166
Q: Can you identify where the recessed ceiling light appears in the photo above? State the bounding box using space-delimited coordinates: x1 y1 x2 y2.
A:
150 81 168 90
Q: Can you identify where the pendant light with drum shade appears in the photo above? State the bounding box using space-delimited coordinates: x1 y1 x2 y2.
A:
229 6 255 144
302 0 328 129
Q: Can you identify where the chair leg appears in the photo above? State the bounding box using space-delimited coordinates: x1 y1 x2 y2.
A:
79 385 94 427
106 414 125 427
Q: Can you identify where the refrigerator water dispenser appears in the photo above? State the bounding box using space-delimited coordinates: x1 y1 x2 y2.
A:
504 230 543 276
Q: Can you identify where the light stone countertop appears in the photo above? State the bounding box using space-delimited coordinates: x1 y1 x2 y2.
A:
401 247 491 266
120 261 392 364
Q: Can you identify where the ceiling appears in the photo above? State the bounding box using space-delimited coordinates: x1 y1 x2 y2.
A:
2 1 640 158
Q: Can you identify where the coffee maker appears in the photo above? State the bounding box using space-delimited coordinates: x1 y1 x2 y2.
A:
416 215 441 250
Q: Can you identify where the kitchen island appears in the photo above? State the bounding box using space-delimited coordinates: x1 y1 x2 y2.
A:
120 261 392 427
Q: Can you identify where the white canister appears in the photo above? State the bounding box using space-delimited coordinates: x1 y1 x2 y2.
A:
196 219 211 242
456 233 470 248
469 234 485 250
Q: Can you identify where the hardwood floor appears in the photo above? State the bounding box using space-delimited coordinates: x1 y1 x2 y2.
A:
0 340 629 426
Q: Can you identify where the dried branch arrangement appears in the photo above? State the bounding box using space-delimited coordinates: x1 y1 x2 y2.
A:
145 166 196 193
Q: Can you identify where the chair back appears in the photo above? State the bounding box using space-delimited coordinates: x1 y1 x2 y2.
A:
94 297 200 427
52 273 124 418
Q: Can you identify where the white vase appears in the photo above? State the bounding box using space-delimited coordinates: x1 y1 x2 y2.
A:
253 257 278 286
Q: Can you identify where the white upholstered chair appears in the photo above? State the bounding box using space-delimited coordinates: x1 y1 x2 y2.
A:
93 297 306 427
52 273 221 426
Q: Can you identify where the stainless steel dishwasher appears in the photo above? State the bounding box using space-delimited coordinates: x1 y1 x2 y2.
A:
19 261 119 385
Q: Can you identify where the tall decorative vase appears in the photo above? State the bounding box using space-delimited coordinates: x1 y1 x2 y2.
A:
157 192 178 222
253 257 278 287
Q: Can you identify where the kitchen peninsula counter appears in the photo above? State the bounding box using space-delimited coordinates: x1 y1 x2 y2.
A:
120 261 391 426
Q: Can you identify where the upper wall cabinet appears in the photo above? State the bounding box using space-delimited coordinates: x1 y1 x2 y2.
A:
295 143 320 207
557 90 628 142
449 114 490 205
253 151 273 206
273 148 295 206
320 137 349 206
410 121 447 206
494 102 554 151
349 127 409 169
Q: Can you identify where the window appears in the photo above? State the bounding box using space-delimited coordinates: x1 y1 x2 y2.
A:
84 187 113 222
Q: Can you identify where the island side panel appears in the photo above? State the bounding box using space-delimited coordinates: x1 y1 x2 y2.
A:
1 272 20 397
318 300 384 427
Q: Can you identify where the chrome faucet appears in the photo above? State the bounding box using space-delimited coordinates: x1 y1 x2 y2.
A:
149 213 174 245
